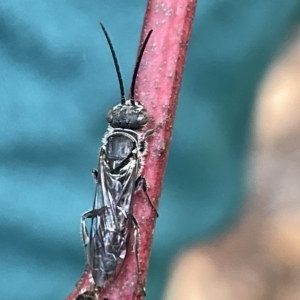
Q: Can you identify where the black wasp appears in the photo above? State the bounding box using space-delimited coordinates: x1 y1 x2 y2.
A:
78 23 158 299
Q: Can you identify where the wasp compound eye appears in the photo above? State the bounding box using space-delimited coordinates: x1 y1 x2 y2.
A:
106 108 114 124
137 109 149 125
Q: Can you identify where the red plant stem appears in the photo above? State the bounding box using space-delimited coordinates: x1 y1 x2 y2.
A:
66 0 197 299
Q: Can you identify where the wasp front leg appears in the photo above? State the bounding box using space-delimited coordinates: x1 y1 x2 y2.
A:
91 169 100 184
139 128 154 153
139 116 168 152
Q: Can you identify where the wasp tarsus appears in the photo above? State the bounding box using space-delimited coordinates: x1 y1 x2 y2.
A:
75 286 97 300
75 287 109 300
91 169 99 182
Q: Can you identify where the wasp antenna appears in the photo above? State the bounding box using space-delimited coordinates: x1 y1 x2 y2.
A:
100 23 126 105
130 30 153 105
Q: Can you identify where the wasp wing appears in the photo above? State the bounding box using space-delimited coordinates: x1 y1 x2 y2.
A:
87 147 139 287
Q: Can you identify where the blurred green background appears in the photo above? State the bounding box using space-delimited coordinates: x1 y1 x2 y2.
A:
1 0 300 299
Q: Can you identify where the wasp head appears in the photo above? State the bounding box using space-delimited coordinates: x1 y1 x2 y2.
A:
106 99 149 129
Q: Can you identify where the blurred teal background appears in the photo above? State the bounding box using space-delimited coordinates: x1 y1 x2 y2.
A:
1 1 300 299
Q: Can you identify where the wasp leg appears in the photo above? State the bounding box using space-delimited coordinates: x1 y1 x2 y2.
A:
80 207 108 263
92 168 101 184
138 129 154 153
75 291 96 300
81 207 108 245
110 150 135 174
75 286 100 300
135 175 159 217
139 121 165 152
140 117 171 151
131 215 146 297
144 128 155 138
92 169 98 180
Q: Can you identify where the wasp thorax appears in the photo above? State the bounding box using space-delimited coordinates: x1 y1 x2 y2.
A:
106 100 149 129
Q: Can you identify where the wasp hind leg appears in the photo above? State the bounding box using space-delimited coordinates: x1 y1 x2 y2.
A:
75 290 97 300
80 207 108 264
75 286 108 300
135 175 159 217
132 215 146 297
